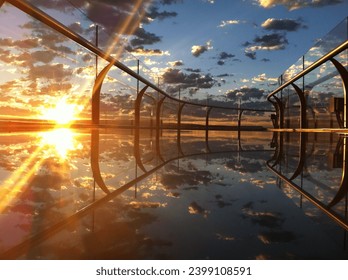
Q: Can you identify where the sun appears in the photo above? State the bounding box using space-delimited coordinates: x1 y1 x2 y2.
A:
40 98 82 125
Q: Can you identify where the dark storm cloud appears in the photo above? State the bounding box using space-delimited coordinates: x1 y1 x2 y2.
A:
261 18 306 31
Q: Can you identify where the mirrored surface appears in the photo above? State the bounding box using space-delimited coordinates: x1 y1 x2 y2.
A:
0 128 347 259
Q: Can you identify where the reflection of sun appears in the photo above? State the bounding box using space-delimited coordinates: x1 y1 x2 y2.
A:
39 128 79 159
40 98 82 125
0 128 81 213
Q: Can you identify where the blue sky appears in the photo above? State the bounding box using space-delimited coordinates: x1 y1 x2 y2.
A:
127 0 348 100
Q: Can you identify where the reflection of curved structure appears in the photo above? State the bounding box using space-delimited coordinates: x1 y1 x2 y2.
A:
328 137 348 208
267 132 348 231
91 129 111 194
329 58 348 128
1 130 274 259
289 133 306 180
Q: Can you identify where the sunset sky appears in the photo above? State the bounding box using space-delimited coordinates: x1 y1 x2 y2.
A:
0 0 347 119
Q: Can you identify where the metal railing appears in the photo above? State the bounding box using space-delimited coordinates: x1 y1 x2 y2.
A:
1 0 274 129
267 16 348 130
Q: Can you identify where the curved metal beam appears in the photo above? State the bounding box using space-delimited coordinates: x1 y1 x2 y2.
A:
90 129 111 194
328 137 348 208
289 132 306 180
92 62 113 125
156 97 166 163
134 85 149 129
330 58 348 128
291 82 307 128
269 95 284 129
268 132 284 168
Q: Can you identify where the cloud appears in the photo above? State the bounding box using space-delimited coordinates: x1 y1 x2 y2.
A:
28 64 73 83
144 6 177 23
219 52 235 60
126 45 169 56
159 0 183 4
226 87 266 101
256 0 342 10
161 68 217 94
218 20 245 28
129 28 162 47
261 18 306 31
217 51 236 65
168 60 184 67
245 51 257 60
191 40 213 57
252 73 278 84
244 33 288 52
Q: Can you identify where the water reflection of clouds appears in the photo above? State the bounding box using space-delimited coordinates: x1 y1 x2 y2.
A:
1 130 348 259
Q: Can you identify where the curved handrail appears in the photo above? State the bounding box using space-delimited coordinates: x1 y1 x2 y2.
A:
267 39 348 101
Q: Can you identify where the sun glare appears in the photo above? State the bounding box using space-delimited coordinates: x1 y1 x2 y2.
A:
39 128 78 159
41 98 82 125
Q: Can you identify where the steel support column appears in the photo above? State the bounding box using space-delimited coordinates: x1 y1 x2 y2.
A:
330 58 348 128
291 82 307 128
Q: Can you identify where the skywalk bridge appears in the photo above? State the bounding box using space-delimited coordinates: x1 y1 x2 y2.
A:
0 0 273 131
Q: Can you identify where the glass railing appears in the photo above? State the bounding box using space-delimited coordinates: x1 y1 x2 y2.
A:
270 17 348 129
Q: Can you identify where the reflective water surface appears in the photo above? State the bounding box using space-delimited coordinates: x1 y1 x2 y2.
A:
0 128 347 259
